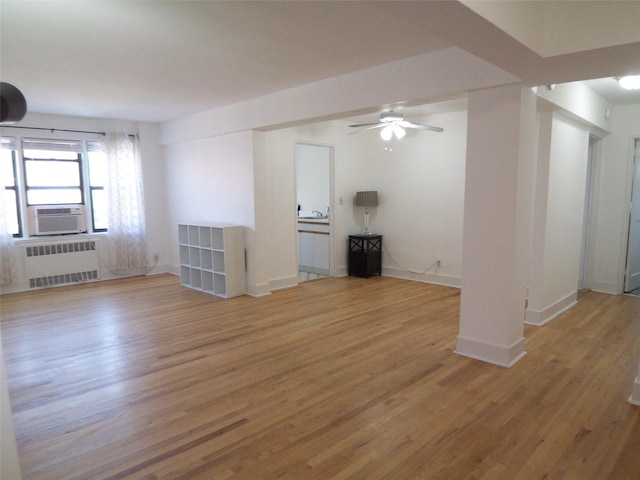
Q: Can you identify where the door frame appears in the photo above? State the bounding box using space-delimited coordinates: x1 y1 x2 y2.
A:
294 141 335 277
624 137 640 292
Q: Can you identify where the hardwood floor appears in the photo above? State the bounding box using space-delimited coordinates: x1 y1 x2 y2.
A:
1 274 639 479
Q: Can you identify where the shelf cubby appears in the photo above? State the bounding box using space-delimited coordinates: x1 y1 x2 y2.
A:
202 271 214 292
179 245 190 266
212 250 225 273
212 228 224 250
214 273 226 296
190 268 202 289
189 247 201 268
178 224 189 245
188 225 199 246
201 250 214 271
199 227 212 249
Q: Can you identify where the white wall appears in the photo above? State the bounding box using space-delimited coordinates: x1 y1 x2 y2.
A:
137 122 170 269
256 108 468 288
164 131 257 292
160 47 519 294
527 113 589 324
367 110 467 286
537 82 612 134
591 104 640 293
260 120 364 287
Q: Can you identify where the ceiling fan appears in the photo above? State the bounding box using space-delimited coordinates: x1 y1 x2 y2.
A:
349 110 443 140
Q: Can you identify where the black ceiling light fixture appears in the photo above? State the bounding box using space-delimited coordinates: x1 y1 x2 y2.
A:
0 82 28 124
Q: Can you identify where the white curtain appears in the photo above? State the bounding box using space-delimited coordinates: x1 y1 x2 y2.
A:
104 132 148 271
0 188 17 286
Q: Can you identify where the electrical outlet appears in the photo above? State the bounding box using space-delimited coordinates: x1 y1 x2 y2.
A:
436 260 441 268
153 253 159 262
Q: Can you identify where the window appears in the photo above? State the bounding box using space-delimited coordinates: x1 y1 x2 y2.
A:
0 136 108 236
0 138 20 236
23 139 84 205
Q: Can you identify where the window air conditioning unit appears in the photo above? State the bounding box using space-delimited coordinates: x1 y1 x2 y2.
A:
27 205 88 236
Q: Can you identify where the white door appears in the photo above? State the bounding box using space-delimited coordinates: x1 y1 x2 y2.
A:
625 138 640 292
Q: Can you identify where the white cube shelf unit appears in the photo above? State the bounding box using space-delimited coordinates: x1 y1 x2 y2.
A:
178 223 246 298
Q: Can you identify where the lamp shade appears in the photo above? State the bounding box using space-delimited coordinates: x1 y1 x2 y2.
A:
355 191 379 207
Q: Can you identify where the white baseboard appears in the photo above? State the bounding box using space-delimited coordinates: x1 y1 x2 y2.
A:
336 266 349 277
455 335 526 367
165 265 180 276
525 291 577 326
269 275 298 292
246 282 272 297
382 266 461 288
590 280 621 295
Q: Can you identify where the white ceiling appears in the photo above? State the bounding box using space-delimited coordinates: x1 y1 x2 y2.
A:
1 1 639 124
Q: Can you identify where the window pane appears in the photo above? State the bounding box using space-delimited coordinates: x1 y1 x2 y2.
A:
91 189 108 230
27 189 82 205
2 189 19 235
88 150 106 186
0 150 15 187
23 149 78 160
25 160 80 187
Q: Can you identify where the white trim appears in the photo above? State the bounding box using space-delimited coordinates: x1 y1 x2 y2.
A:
525 291 577 326
269 275 298 292
590 280 621 295
454 335 526 367
247 282 272 298
382 267 461 289
336 266 349 277
167 265 180 276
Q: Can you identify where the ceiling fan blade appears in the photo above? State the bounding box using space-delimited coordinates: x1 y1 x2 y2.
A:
399 120 444 132
347 124 385 135
348 122 382 128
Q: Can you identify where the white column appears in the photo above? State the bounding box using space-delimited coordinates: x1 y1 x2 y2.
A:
630 360 640 407
455 84 537 367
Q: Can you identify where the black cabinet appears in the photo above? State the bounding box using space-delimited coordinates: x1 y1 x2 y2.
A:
348 234 382 278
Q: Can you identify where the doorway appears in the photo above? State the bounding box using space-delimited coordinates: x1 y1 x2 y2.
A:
624 138 640 293
295 143 333 281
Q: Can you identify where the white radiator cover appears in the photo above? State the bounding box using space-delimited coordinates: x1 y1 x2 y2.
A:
24 240 99 288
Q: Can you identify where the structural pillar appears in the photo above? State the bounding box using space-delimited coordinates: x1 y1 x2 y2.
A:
456 84 537 367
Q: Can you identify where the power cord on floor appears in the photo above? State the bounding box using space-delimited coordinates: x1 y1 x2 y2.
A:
382 243 440 276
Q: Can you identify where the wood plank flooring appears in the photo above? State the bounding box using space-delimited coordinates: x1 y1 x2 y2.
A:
1 274 639 479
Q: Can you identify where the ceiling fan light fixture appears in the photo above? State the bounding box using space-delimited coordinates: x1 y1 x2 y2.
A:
393 125 406 140
618 75 640 90
380 125 393 141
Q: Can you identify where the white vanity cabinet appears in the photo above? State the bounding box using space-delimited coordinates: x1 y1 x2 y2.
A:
178 224 245 298
297 220 330 275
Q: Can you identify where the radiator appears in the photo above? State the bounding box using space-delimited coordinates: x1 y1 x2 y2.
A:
24 240 99 289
